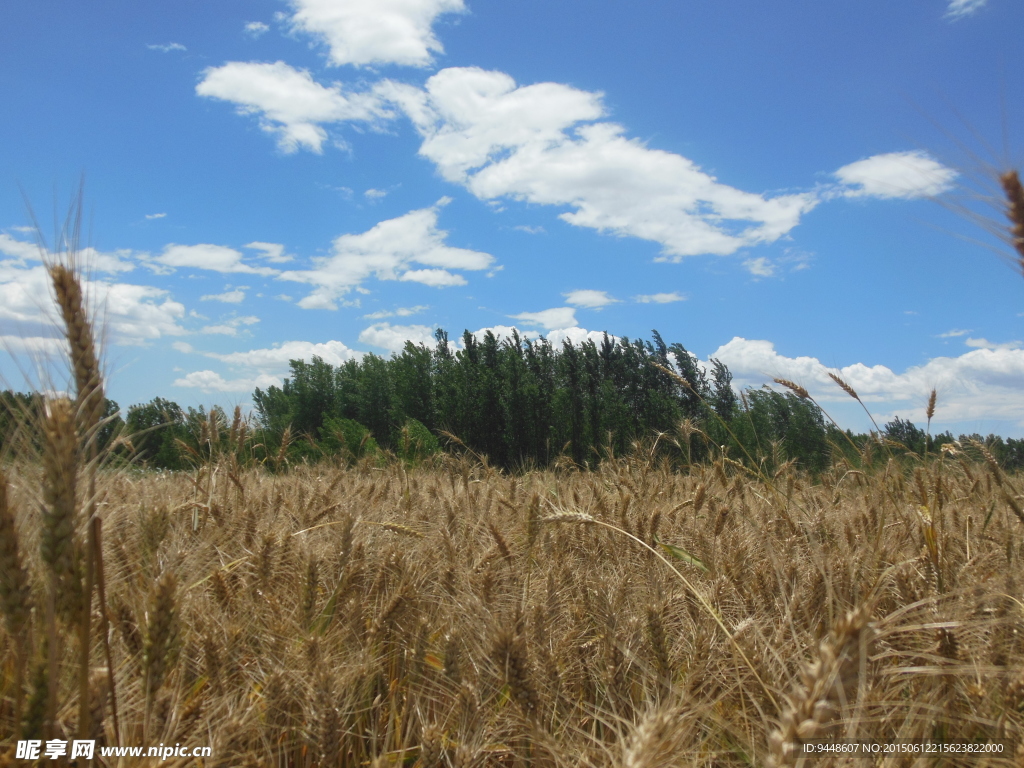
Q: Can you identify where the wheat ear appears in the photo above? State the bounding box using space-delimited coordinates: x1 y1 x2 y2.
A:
1000 170 1024 272
768 603 875 767
50 264 105 436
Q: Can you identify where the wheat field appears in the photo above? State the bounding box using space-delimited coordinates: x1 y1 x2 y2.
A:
2 440 1024 766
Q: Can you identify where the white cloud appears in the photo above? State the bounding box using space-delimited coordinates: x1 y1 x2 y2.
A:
364 188 388 200
833 151 957 200
743 256 775 278
563 289 618 309
200 289 246 303
172 341 194 353
514 225 545 234
945 0 987 18
635 292 685 304
938 328 970 338
0 335 68 357
145 212 167 220
0 233 41 263
364 305 428 319
148 42 186 53
0 263 186 345
244 242 293 263
511 307 577 331
710 336 1024 427
157 244 278 276
398 268 466 286
206 339 362 371
279 202 493 308
965 337 1022 351
383 67 818 259
244 21 270 37
173 370 281 393
0 233 135 274
285 0 466 68
545 327 618 348
358 322 437 353
196 61 390 153
200 316 260 336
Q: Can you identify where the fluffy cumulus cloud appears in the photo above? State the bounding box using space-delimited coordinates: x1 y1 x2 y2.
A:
381 67 818 259
0 263 186 345
173 370 282 393
156 244 278 276
563 289 618 309
177 339 365 393
710 337 1024 426
546 327 618 348
833 151 957 200
286 0 466 68
279 202 493 309
196 61 390 153
205 339 362 370
358 322 437 353
510 307 578 331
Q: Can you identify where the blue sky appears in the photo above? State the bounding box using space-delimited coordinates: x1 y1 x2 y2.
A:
1 0 1022 436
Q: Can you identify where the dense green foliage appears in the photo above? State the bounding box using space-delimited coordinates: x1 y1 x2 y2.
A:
3 329 1021 473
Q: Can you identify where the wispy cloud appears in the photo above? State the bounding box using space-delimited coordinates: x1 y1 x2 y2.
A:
145 212 167 220
938 328 971 338
363 305 429 319
945 0 988 19
743 257 775 278
634 292 685 304
147 42 186 53
200 315 260 336
244 21 270 37
200 289 247 304
244 242 293 263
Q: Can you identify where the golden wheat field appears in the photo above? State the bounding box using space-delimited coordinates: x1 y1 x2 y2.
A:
3 443 1024 767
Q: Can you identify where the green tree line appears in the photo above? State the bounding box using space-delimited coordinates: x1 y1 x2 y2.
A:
3 329 1022 473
